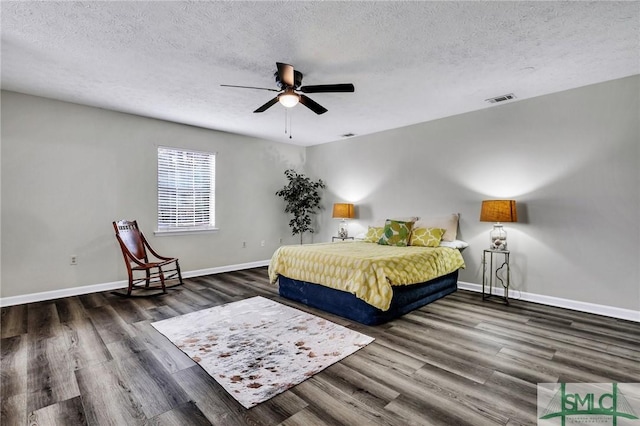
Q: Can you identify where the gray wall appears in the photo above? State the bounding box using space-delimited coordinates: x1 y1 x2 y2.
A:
2 75 639 314
1 91 305 298
307 75 640 311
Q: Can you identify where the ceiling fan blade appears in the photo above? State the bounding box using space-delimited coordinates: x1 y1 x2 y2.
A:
253 97 279 113
220 84 279 92
299 94 328 115
299 83 355 93
276 62 295 87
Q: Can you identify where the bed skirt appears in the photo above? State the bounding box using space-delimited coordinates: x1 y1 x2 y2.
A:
278 270 458 326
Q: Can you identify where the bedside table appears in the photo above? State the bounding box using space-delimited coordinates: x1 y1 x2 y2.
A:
332 236 354 242
482 249 510 304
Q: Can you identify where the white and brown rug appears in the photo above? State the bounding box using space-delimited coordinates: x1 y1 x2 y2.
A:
151 296 374 408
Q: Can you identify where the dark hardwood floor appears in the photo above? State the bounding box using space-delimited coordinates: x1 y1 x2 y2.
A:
1 267 638 425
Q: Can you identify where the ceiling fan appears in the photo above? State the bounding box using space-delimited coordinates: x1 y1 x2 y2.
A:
221 62 355 115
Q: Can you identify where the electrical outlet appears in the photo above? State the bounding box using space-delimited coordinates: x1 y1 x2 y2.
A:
70 255 77 265
242 241 246 248
261 240 265 247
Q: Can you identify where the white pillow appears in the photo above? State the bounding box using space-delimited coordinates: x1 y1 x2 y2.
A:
414 213 460 242
439 239 469 249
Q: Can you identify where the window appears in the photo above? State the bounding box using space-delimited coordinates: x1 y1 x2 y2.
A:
157 147 216 233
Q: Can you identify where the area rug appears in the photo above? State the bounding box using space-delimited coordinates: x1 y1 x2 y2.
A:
150 296 374 408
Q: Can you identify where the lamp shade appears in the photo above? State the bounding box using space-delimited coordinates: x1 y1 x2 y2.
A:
480 200 517 223
332 203 355 219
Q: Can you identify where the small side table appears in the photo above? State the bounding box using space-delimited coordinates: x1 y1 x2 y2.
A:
332 236 354 242
482 249 510 304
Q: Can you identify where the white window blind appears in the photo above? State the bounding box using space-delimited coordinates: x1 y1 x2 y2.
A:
157 147 216 232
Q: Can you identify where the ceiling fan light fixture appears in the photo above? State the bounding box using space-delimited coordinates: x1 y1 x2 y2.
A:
278 90 300 108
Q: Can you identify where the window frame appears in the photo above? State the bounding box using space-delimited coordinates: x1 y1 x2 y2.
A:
155 146 218 236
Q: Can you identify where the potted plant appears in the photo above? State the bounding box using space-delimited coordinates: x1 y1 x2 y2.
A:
276 169 326 244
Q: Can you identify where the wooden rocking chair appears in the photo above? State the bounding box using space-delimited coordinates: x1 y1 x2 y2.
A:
112 220 183 297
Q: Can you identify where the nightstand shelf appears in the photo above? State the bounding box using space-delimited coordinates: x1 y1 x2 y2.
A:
482 249 510 304
332 236 354 242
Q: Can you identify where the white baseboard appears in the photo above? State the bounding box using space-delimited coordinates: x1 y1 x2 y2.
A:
0 260 271 307
457 281 640 323
2 270 636 323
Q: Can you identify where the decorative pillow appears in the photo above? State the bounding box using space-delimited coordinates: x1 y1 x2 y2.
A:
369 216 420 228
378 220 414 246
363 226 385 243
414 213 460 242
410 227 446 247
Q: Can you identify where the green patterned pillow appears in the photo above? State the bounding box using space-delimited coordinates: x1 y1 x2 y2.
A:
410 227 446 247
378 220 414 246
363 226 385 243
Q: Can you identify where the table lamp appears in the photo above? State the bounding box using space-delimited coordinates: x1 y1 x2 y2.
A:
332 203 354 238
480 200 517 250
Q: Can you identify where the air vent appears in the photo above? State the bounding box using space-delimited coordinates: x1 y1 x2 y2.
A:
485 93 516 104
341 133 356 138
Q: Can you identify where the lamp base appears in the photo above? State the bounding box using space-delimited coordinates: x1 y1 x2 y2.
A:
338 219 348 238
490 224 507 250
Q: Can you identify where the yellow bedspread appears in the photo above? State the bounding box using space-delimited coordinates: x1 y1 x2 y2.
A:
268 241 465 311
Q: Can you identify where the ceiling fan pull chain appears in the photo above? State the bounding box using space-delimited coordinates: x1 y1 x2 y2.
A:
284 109 288 135
289 112 293 139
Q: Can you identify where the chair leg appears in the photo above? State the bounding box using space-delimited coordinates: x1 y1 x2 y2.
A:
175 260 184 285
158 266 167 293
127 274 134 296
145 269 151 288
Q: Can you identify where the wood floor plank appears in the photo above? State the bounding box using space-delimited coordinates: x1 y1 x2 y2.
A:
386 379 506 426
357 340 426 375
0 393 26 426
278 406 338 426
171 365 254 426
290 377 400 426
54 297 88 324
115 349 190 418
26 335 80 413
147 401 213 426
145 305 183 322
525 316 640 351
405 310 557 360
74 359 147 426
1 304 27 338
1 334 27 398
27 395 87 425
483 370 539 413
320 361 401 409
476 321 621 360
382 394 444 426
341 355 506 425
110 298 153 324
413 363 537 425
372 329 496 384
497 347 613 383
77 292 109 310
87 305 136 344
27 302 61 339
105 335 148 361
242 391 309 426
131 321 196 374
61 319 112 371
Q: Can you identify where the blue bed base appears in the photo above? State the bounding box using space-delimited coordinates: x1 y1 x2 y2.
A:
278 270 458 325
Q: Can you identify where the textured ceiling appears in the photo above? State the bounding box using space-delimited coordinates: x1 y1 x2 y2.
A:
2 1 639 146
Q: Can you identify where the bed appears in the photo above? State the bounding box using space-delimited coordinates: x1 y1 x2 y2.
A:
268 240 466 325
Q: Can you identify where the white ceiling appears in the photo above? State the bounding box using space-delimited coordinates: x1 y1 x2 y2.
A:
2 1 639 146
